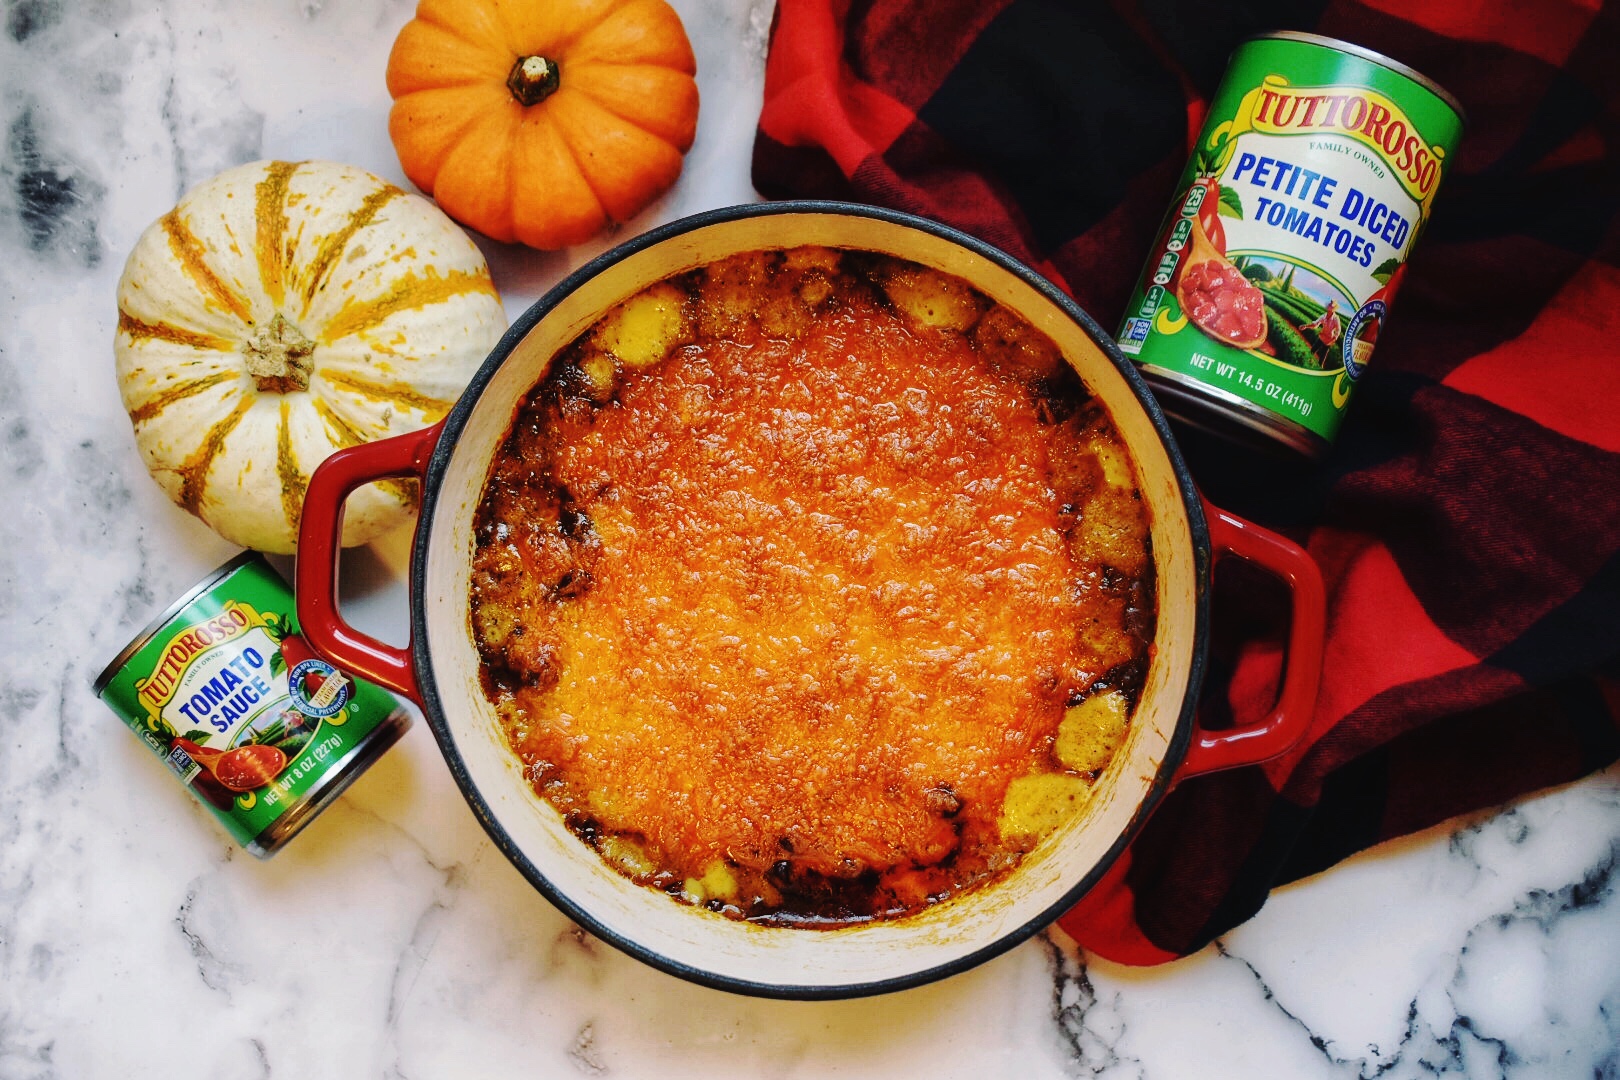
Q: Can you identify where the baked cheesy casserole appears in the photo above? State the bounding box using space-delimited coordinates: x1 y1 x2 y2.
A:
469 247 1153 926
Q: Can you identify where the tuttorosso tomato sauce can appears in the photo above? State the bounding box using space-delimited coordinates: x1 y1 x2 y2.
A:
1116 32 1465 458
94 552 410 856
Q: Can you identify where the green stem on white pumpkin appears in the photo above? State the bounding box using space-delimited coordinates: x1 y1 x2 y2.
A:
242 313 315 393
508 55 561 106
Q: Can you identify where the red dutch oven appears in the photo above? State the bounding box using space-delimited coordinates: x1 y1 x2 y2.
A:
296 203 1325 998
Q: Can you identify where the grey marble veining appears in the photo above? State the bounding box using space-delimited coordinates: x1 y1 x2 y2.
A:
2 1 1617 1077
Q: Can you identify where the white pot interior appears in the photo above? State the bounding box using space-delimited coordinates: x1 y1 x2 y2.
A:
418 210 1201 994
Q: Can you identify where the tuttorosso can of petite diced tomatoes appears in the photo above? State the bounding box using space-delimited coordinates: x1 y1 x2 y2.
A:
94 552 410 856
1116 31 1465 458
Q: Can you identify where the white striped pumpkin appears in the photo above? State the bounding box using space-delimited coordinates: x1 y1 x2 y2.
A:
115 159 507 554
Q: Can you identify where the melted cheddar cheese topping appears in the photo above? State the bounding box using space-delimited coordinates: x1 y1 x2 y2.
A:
470 249 1152 925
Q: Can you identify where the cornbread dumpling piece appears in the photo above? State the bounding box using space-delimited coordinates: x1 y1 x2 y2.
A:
1078 596 1139 672
876 261 987 332
599 835 656 878
998 772 1093 843
577 349 618 402
1092 438 1135 491
752 878 784 909
781 247 843 310
1055 690 1130 775
595 282 693 369
796 270 835 308
974 304 1063 381
469 544 524 652
698 250 774 335
683 860 740 904
1072 403 1134 481
1048 436 1108 508
469 537 563 668
1052 406 1135 503
759 292 814 340
1050 405 1149 578
1074 487 1149 577
782 245 842 273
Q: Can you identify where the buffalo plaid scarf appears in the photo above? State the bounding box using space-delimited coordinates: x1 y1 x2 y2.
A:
752 0 1620 963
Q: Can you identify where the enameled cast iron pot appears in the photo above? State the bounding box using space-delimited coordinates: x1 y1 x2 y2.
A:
295 203 1325 999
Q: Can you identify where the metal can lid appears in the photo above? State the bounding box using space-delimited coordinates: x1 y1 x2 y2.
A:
91 550 270 696
1248 30 1468 129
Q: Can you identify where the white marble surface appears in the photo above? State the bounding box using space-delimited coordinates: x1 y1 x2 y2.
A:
2 1 1617 1076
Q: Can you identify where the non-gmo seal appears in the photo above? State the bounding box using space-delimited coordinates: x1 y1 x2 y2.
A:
1342 298 1387 381
289 658 351 718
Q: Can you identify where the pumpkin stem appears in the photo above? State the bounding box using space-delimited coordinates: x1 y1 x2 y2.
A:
242 313 315 393
508 55 561 106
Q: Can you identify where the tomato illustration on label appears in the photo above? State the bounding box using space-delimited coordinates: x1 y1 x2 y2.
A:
1179 242 1268 348
1194 175 1245 257
1168 169 1266 348
174 737 289 792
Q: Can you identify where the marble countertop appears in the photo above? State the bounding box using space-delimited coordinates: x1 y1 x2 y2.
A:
3 1 1617 1076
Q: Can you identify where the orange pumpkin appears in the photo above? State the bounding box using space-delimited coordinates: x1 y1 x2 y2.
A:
386 0 700 250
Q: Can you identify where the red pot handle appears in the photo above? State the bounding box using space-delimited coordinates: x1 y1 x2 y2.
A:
294 423 442 704
1175 499 1326 782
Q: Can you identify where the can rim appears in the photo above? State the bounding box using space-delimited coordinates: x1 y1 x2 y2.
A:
246 706 412 857
1249 30 1468 128
1141 366 1330 460
91 550 268 695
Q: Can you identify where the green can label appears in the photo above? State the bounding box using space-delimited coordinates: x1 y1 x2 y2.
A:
96 554 407 855
1118 34 1464 454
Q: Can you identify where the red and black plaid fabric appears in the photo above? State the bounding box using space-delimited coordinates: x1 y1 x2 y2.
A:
752 0 1620 963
